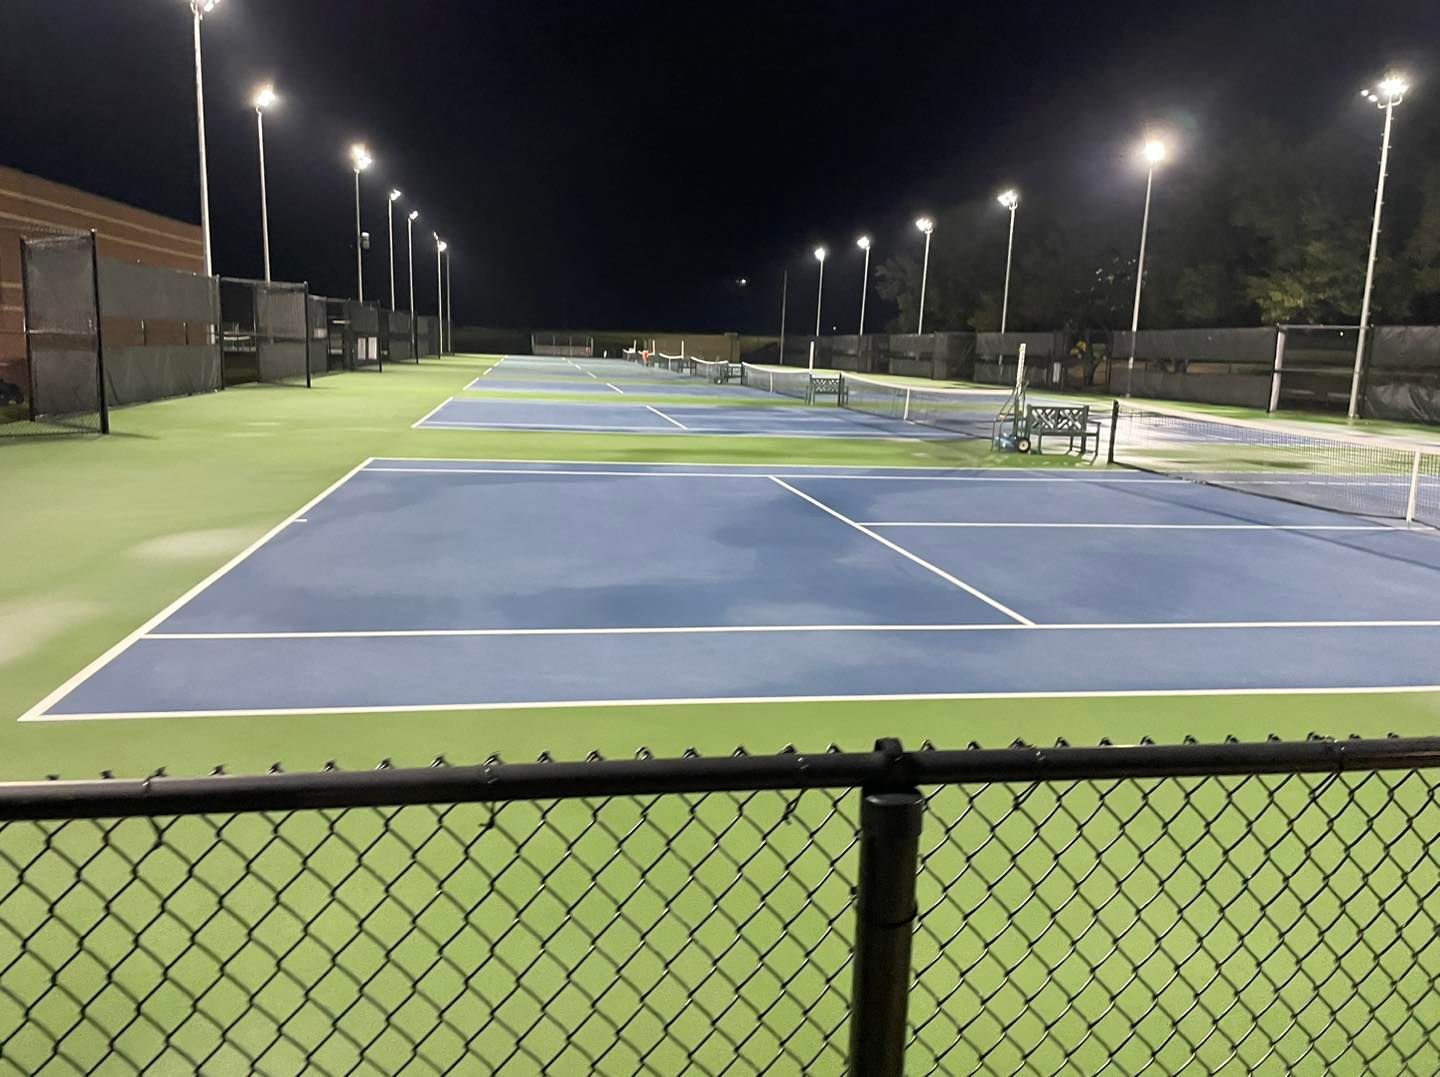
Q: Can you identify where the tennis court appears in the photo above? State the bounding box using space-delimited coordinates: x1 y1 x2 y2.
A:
27 457 1440 721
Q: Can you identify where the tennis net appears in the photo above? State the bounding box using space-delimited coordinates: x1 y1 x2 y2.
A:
655 351 690 375
1109 402 1440 527
692 357 731 383
742 363 812 401
838 374 1014 438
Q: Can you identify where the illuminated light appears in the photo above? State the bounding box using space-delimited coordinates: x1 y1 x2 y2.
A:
856 235 871 250
914 216 934 234
253 85 277 111
350 144 372 171
1377 74 1409 99
1141 139 1167 164
389 189 403 201
409 210 420 221
997 189 1019 210
814 246 827 261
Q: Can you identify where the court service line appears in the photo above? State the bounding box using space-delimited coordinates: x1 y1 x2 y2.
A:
142 619 1440 640
19 458 379 723
605 383 626 395
411 398 456 429
862 522 1397 532
769 477 1035 625
645 405 689 430
34 682 1440 723
361 465 1193 484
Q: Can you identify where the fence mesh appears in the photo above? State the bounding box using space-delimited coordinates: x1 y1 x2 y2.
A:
0 774 858 1074
910 766 1440 1074
0 741 1437 1074
219 279 310 388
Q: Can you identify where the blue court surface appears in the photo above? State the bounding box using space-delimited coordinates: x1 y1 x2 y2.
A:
26 458 1440 721
463 377 766 398
415 397 946 438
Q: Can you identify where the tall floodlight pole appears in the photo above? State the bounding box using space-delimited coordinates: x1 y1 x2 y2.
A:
996 190 1020 334
407 209 419 352
1126 139 1168 396
387 190 402 310
350 144 372 300
1349 74 1409 420
856 236 872 335
914 217 934 334
779 268 788 364
435 236 447 354
252 84 277 282
813 246 827 337
445 249 453 356
188 0 221 276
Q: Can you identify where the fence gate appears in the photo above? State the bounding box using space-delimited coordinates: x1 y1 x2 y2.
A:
6 231 107 437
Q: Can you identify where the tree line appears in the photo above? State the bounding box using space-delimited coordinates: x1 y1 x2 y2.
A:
873 112 1440 334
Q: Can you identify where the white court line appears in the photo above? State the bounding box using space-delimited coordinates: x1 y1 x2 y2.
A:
770 477 1034 625
605 383 626 395
19 458 378 723
361 465 1193 484
366 454 1171 476
414 421 913 440
863 522 1397 531
645 405 689 430
31 682 1440 723
143 620 1440 640
410 397 455 429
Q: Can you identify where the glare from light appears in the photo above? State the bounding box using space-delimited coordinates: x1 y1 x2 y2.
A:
914 216 934 235
814 246 827 262
409 210 420 221
997 189 1019 210
253 85 277 111
350 144 372 171
437 241 448 253
1376 74 1409 99
736 277 748 287
194 0 221 14
389 189 403 202
1141 139 1167 165
856 235 871 251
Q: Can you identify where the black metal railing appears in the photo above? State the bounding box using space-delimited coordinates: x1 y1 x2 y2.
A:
0 735 1437 1074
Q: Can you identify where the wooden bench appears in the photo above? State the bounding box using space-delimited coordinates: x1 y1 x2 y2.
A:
1025 404 1101 458
809 374 841 402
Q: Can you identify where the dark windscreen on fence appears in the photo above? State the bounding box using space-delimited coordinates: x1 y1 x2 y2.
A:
3 232 106 437
1364 325 1440 423
1110 328 1276 408
384 309 415 362
220 279 309 387
100 259 221 404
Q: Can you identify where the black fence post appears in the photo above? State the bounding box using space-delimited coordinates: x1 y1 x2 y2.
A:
89 230 110 435
847 785 923 1076
1107 398 1120 464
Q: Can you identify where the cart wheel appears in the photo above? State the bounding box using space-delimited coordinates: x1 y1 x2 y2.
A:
1016 437 1032 453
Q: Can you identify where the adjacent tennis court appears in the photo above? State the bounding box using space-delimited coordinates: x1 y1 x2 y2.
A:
28 457 1440 721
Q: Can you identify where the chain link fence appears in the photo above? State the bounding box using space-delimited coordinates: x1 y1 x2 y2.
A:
0 736 1436 1074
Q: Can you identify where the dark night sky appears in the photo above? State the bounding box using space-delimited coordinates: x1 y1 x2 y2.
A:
2 0 1436 332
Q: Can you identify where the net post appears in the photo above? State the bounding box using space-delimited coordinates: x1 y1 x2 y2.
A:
846 762 922 1077
1406 450 1422 523
1107 399 1120 465
89 230 110 435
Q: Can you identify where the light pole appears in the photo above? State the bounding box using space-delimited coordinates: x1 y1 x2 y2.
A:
996 190 1019 334
778 268 788 364
435 236 447 355
187 0 221 276
252 84 277 283
350 144 372 300
1349 74 1409 420
1126 139 1167 396
407 209 419 354
387 190 402 310
445 248 453 356
856 236 872 336
914 217 934 334
813 246 827 337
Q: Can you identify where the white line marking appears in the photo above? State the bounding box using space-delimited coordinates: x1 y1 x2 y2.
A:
605 383 626 395
291 518 308 524
29 683 1440 723
20 458 378 723
365 455 1166 476
141 620 1440 640
769 476 1034 625
862 522 1398 531
410 397 455 429
644 405 689 430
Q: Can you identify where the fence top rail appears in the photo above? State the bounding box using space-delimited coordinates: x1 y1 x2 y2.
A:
0 736 1437 822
